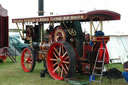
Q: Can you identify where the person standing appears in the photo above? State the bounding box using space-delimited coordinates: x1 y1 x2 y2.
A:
122 61 128 82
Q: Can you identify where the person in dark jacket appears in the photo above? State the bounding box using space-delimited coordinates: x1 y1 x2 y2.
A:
122 61 128 82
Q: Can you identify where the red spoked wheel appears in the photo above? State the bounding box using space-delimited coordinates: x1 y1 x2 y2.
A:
53 26 66 42
46 41 76 80
21 48 36 72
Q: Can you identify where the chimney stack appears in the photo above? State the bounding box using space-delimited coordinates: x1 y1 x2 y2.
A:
38 0 44 16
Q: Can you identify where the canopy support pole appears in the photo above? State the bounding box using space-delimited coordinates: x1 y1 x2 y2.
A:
22 23 24 39
90 21 93 40
16 23 23 39
40 23 43 43
100 21 103 31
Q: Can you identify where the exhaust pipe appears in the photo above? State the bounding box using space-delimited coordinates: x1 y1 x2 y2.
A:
38 0 44 16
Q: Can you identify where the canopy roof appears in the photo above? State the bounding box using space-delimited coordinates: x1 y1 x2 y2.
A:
12 10 120 23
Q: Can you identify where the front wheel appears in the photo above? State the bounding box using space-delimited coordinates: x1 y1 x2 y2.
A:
21 48 36 72
46 41 76 80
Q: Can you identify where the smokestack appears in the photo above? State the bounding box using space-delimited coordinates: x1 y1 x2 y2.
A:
38 0 44 16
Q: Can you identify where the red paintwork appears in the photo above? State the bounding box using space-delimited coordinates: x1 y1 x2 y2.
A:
92 37 109 41
12 10 120 23
87 10 120 21
98 41 109 64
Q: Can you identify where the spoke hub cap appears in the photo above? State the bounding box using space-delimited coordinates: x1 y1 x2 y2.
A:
57 58 61 64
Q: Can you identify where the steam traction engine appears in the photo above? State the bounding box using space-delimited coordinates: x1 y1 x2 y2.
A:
12 10 120 80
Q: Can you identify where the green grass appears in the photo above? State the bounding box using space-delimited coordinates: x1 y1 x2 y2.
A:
0 57 67 85
0 57 127 85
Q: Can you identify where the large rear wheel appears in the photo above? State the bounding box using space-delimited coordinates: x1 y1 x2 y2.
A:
46 41 76 80
21 48 36 72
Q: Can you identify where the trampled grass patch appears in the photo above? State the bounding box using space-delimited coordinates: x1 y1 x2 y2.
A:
0 56 127 85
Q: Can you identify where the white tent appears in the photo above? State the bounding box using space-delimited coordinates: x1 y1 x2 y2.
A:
107 35 128 64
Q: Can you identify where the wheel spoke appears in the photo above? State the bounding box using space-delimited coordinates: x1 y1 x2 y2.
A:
62 46 64 54
26 63 29 69
25 53 29 57
23 61 26 64
24 52 32 62
53 62 58 67
62 51 68 58
50 58 57 61
64 56 69 60
26 52 31 57
53 66 59 73
24 57 28 62
28 52 31 56
53 52 59 59
58 66 61 76
28 60 32 64
27 63 31 69
53 48 59 57
62 61 69 64
61 64 67 74
25 52 29 57
61 66 64 77
28 63 31 68
59 45 62 56
64 64 69 71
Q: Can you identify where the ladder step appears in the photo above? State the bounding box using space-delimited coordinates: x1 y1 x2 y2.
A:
97 60 103 63
94 67 102 70
93 73 101 76
8 56 16 63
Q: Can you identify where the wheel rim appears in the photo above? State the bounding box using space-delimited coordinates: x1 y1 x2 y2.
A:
21 48 33 72
47 43 70 80
53 26 66 42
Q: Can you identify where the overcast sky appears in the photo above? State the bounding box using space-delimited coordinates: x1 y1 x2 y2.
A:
0 0 128 35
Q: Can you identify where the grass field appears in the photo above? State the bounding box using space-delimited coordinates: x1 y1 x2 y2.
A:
0 56 127 85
